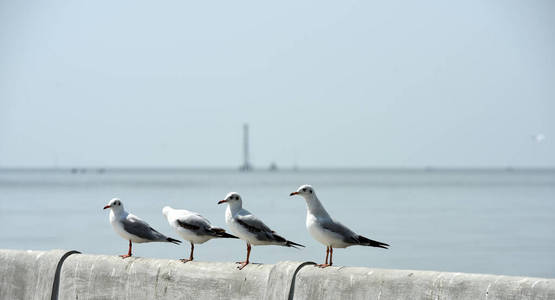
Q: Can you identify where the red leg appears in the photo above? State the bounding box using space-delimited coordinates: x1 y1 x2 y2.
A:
329 247 333 266
237 243 251 270
120 240 132 258
181 243 194 263
317 246 331 268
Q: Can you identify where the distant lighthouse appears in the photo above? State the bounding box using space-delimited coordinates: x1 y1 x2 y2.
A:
239 123 253 172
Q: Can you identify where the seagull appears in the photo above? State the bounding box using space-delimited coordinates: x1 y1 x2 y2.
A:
103 198 181 258
217 192 304 270
162 206 238 263
290 185 389 268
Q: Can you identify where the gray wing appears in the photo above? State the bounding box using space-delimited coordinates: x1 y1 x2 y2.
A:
176 215 221 237
319 219 359 244
123 216 167 241
235 214 287 244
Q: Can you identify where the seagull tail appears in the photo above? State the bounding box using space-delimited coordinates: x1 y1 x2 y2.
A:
166 237 182 245
211 227 239 239
219 232 239 239
357 235 389 249
273 232 304 248
285 240 305 249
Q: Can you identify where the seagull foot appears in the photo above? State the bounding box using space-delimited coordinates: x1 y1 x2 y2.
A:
180 259 192 263
236 261 249 270
119 254 132 259
316 263 331 268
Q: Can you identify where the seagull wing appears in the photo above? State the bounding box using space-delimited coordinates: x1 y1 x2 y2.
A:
123 215 167 241
320 219 389 248
235 214 287 243
176 214 213 235
319 219 359 244
177 213 238 238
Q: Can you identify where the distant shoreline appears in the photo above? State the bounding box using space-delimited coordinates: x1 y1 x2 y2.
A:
1 167 554 173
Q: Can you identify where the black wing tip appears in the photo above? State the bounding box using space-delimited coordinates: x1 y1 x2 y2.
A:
272 233 304 248
286 240 305 248
358 235 390 249
218 232 240 239
167 237 182 245
211 227 239 239
373 241 390 249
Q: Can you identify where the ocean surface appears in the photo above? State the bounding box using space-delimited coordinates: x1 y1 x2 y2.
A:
1 168 554 278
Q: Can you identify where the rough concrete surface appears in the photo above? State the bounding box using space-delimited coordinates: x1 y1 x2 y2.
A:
292 266 555 300
59 254 277 300
0 249 78 300
1 249 555 300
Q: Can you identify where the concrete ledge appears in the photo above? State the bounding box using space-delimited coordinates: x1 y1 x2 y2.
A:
0 249 79 300
58 254 309 300
293 266 555 300
2 249 555 300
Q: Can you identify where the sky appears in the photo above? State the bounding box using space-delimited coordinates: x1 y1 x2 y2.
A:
1 0 554 168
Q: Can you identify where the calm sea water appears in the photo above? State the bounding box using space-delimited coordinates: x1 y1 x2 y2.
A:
1 169 554 278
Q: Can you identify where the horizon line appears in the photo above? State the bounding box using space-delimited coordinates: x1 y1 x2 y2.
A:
1 166 555 172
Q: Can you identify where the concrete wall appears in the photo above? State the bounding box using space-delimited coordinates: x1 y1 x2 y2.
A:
1 249 554 300
0 249 79 300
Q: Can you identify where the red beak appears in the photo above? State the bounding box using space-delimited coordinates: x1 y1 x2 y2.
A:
217 200 227 204
290 192 299 196
103 205 111 210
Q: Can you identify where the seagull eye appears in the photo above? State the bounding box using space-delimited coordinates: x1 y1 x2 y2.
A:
302 188 306 192
309 190 312 194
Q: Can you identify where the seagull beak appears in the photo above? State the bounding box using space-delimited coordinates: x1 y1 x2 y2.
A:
103 205 111 210
290 192 299 196
217 200 227 205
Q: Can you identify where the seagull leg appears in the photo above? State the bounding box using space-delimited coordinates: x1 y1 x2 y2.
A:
181 243 194 263
120 240 132 258
317 246 331 268
329 247 333 266
236 243 251 270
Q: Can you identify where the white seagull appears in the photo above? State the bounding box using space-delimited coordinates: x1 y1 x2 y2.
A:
162 206 238 262
217 192 304 270
103 198 181 258
290 185 389 268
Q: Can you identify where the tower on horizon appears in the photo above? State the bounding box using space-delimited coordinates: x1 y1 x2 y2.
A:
239 123 252 172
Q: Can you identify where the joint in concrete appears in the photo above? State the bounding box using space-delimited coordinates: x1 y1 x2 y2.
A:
50 250 80 300
287 261 317 300
264 261 316 299
0 249 80 300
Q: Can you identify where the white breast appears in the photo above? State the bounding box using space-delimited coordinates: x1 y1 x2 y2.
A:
109 211 150 243
306 213 331 245
226 207 261 245
306 213 350 248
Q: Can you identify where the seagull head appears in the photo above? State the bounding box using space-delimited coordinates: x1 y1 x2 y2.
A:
103 198 124 212
162 206 173 217
218 192 242 207
290 184 315 198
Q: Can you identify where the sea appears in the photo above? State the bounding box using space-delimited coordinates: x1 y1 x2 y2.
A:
1 168 554 278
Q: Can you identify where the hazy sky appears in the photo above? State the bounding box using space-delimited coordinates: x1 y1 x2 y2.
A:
1 0 554 168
